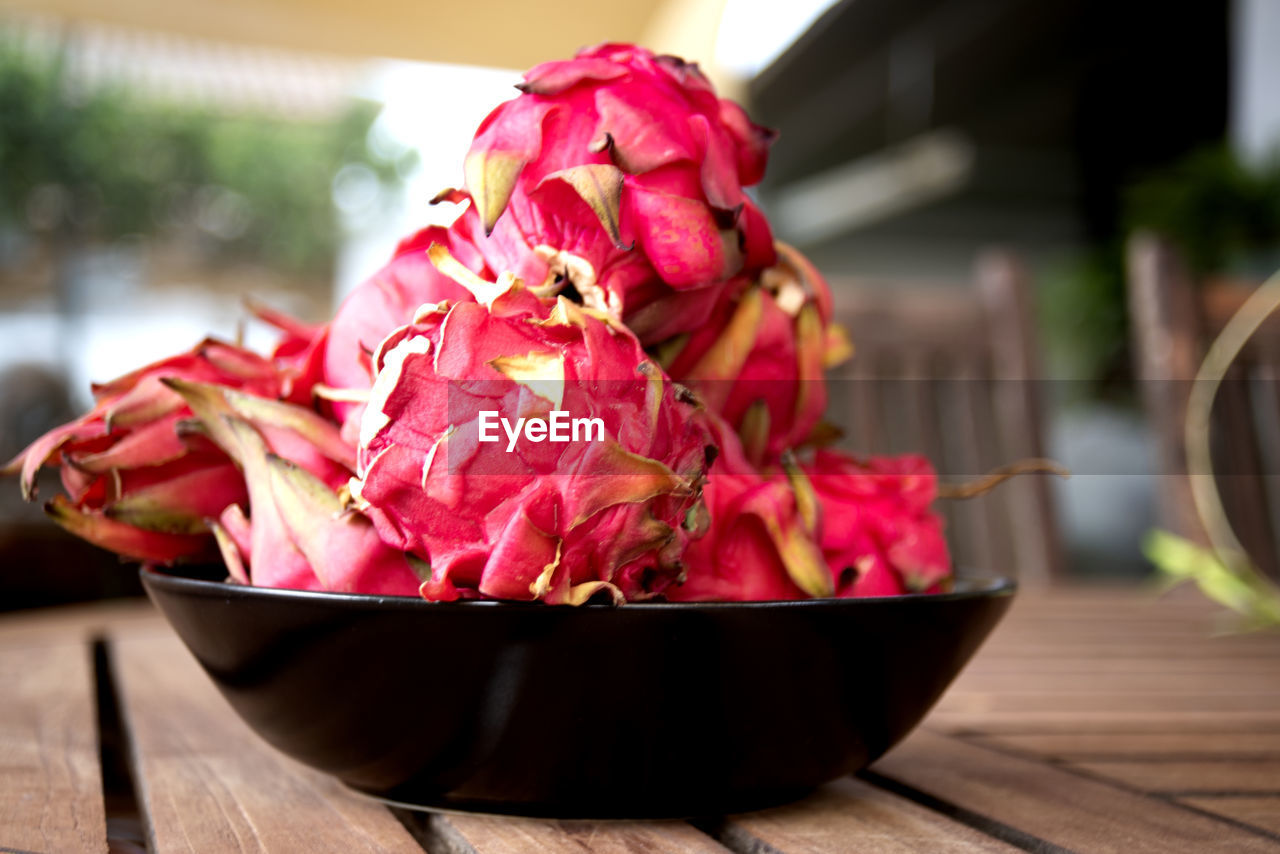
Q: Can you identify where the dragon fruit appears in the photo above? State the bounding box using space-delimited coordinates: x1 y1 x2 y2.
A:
453 43 778 345
657 242 852 465
4 323 421 595
5 42 962 605
167 380 420 595
333 46 849 467
349 247 714 604
671 424 952 600
804 449 952 595
668 417 831 601
4 336 336 564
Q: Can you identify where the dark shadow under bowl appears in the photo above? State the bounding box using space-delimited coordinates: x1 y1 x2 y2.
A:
140 567 1014 818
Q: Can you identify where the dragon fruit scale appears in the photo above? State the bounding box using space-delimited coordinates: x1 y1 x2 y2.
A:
454 43 779 345
667 416 832 602
5 337 329 563
657 242 852 466
348 246 716 604
5 330 422 596
670 419 953 600
804 449 952 595
166 379 422 596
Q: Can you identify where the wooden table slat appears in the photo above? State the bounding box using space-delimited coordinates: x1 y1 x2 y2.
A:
0 599 163 648
423 813 729 854
927 710 1280 731
111 634 424 853
0 643 108 854
973 731 1280 759
951 671 1280 694
1179 797 1280 836
972 641 1280 659
716 776 1021 853
871 729 1280 853
1070 759 1280 794
934 690 1280 716
962 657 1280 675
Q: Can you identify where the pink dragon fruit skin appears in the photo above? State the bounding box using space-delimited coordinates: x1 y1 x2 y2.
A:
667 416 832 602
670 419 953 600
167 383 421 596
3 339 292 563
5 327 421 596
804 449 952 595
457 43 779 344
659 242 852 466
350 249 714 604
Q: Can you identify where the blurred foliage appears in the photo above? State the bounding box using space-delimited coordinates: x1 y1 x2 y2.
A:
1038 243 1130 401
1040 144 1280 396
1127 145 1280 276
0 34 414 278
1145 530 1280 632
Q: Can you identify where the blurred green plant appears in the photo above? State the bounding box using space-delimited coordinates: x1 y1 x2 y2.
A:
0 33 414 278
1144 531 1280 630
1038 243 1130 401
1038 144 1280 395
1126 145 1280 276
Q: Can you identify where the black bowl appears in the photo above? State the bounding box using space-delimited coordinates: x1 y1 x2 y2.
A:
140 566 1013 818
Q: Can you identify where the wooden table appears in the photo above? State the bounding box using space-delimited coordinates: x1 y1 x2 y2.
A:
3 585 1279 853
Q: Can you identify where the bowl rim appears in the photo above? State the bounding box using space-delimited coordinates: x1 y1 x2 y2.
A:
140 565 1016 611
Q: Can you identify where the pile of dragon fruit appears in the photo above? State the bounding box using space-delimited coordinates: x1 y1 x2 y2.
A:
6 44 951 604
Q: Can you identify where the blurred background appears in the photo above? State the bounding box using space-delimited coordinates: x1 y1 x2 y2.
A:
1 0 1277 607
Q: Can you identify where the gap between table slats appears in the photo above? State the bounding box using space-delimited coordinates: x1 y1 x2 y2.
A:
92 638 146 853
874 728 1280 853
956 730 1280 844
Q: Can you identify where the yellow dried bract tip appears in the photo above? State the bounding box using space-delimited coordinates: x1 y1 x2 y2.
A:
464 150 525 234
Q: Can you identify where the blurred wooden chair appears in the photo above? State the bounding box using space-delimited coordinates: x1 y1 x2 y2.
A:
826 250 1065 588
1128 232 1280 579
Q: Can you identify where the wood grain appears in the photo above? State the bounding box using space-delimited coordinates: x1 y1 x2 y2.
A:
424 813 728 853
928 710 1280 730
717 776 1019 853
1179 797 1280 836
0 598 163 648
110 632 424 853
963 657 1280 675
872 729 1280 853
923 585 1280 733
952 670 1280 694
1071 759 1280 794
0 643 107 853
974 731 1280 760
934 691 1280 720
